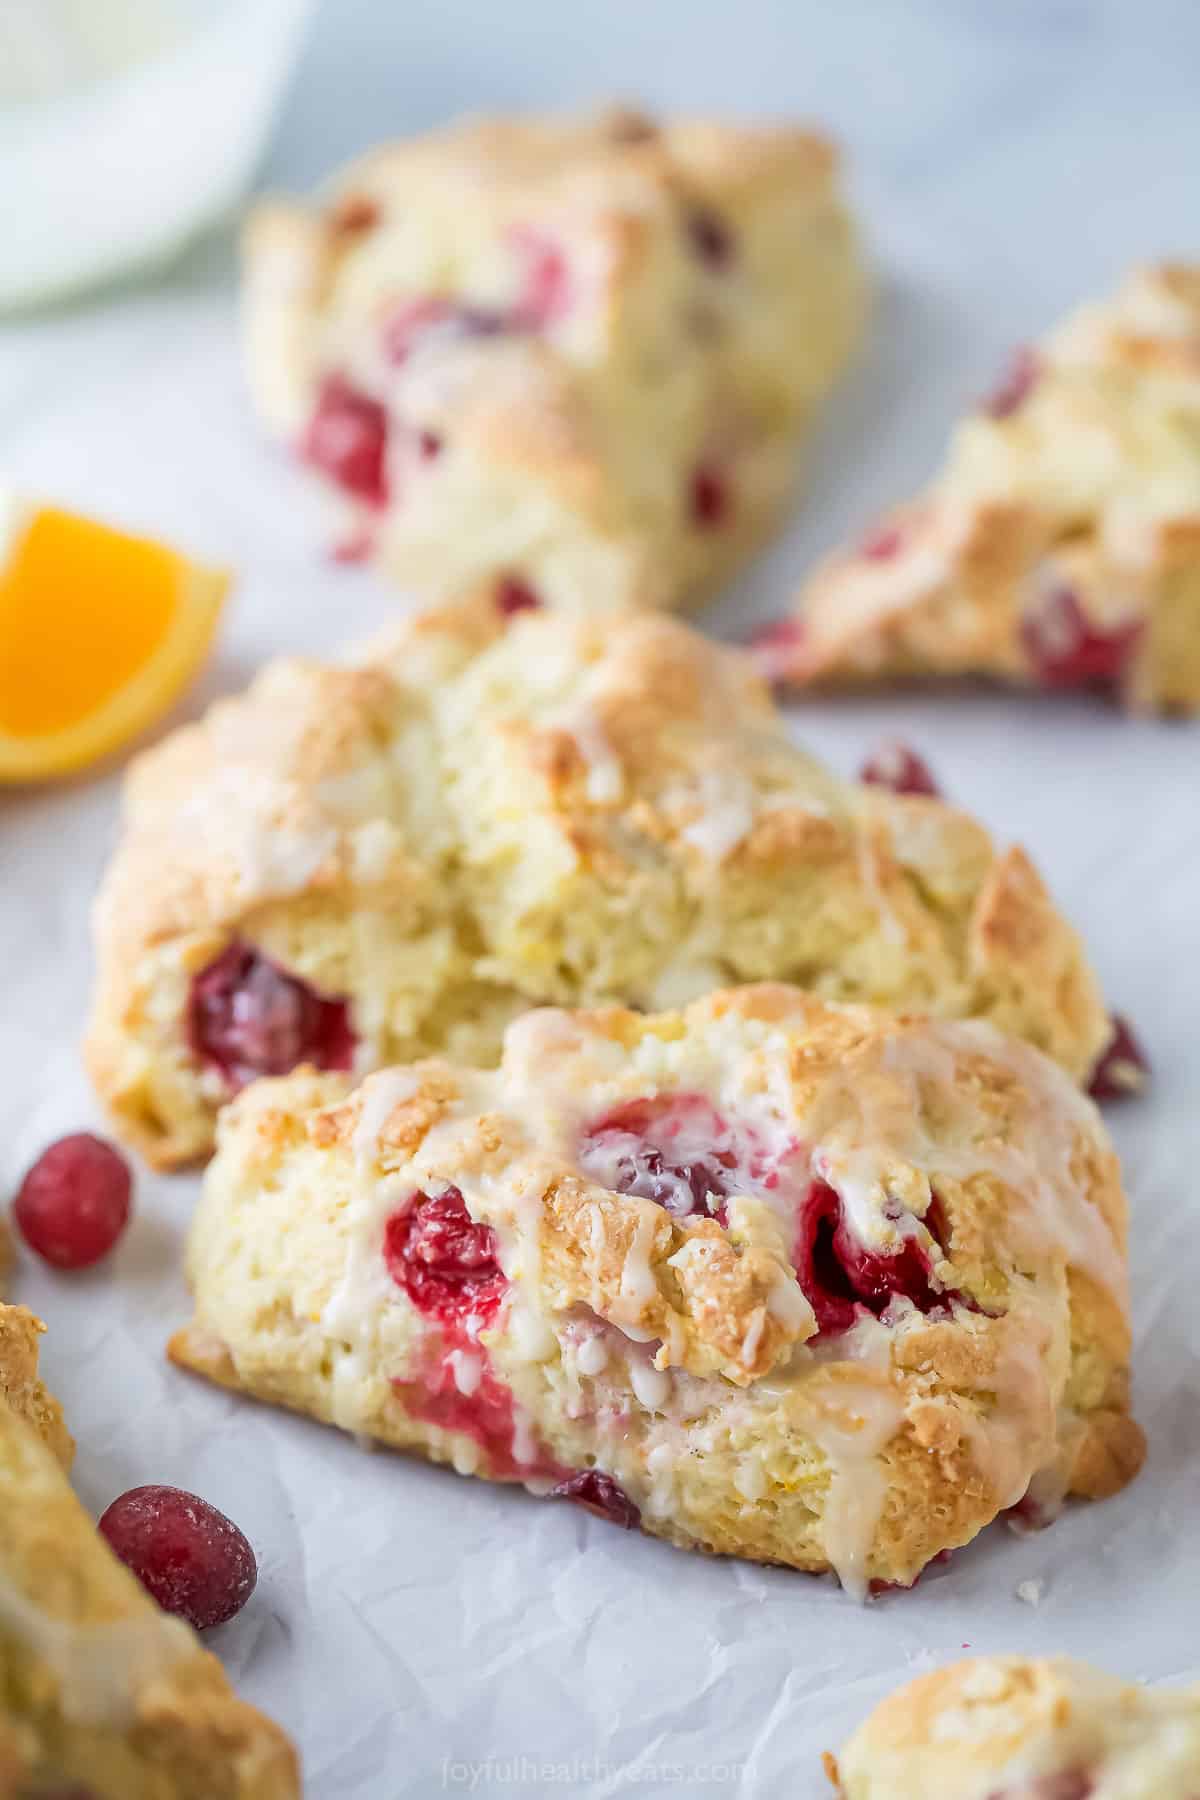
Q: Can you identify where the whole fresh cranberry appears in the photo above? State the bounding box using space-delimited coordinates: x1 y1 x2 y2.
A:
188 941 356 1091
859 741 941 798
552 1469 641 1529
385 1188 508 1327
303 375 389 506
98 1485 257 1630
13 1134 131 1270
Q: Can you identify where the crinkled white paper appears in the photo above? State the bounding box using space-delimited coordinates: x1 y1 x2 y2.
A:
3 18 1200 1793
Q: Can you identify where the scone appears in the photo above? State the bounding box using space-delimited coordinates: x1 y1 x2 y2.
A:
827 1655 1200 1797
86 596 1109 1169
0 1304 299 1799
169 986 1144 1595
760 263 1200 713
243 106 864 609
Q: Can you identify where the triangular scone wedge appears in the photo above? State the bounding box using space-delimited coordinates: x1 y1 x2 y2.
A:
169 985 1144 1595
827 1655 1200 1797
760 263 1200 713
243 107 864 612
86 595 1109 1170
0 1304 299 1799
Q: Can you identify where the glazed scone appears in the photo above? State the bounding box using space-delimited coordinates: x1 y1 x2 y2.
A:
243 105 865 609
0 1305 299 1799
828 1656 1200 1797
761 264 1200 713
86 595 1109 1169
169 987 1143 1593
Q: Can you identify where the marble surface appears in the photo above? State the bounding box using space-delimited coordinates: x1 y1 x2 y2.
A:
2 3 1199 1795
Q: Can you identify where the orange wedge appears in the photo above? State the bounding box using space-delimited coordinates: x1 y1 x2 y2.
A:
0 503 228 782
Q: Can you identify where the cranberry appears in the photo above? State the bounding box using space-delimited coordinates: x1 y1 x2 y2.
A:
1021 586 1141 691
510 230 572 329
385 1188 507 1328
686 207 735 270
689 463 730 528
98 1486 256 1631
578 1094 749 1223
988 1775 1094 1800
749 617 806 683
188 941 356 1091
793 1182 958 1340
552 1469 641 1529
984 345 1040 419
496 575 543 617
303 375 389 507
861 523 905 561
868 1548 954 1596
13 1134 131 1270
395 1353 535 1480
1087 1014 1149 1101
858 741 942 798
417 429 443 461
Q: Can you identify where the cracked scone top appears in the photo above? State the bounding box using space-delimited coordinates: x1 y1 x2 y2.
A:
243 105 864 608
828 1655 1200 1797
0 1304 299 1799
86 597 1110 1168
762 263 1200 713
170 986 1144 1594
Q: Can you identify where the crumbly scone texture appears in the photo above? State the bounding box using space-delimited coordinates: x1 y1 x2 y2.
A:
170 986 1143 1593
0 1305 299 1800
85 596 1109 1168
769 263 1200 713
242 104 864 611
828 1655 1200 1797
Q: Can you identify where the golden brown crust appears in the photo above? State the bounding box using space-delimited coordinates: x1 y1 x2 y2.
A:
85 602 1109 1168
770 263 1200 713
833 1655 1200 1796
241 104 866 613
172 986 1142 1593
0 1305 299 1799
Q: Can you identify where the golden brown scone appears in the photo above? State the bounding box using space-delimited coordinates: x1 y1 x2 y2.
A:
761 264 1200 713
169 986 1143 1594
0 1305 299 1799
828 1655 1200 1796
242 105 865 610
85 597 1109 1169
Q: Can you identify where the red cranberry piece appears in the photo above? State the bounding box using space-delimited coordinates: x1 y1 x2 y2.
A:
861 523 905 561
1087 1014 1149 1101
689 463 730 529
579 1094 746 1224
13 1134 132 1270
984 345 1040 419
385 1187 508 1327
303 375 389 507
749 617 806 683
188 940 356 1091
396 1351 533 1479
510 231 572 329
686 207 735 269
793 1181 956 1340
1021 586 1141 690
417 429 443 461
496 575 543 617
859 741 941 798
552 1469 641 1529
98 1485 257 1631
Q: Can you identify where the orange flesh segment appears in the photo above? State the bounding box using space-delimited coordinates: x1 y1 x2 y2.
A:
0 508 181 737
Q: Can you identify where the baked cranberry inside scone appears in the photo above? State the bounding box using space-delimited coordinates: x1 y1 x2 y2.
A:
171 985 1144 1596
829 1655 1200 1798
188 939 356 1091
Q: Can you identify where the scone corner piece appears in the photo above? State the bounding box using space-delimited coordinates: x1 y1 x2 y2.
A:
761 260 1200 714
